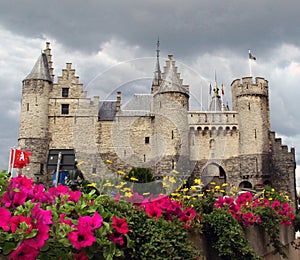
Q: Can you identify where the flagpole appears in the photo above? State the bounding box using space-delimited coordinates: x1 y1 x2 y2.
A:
11 148 16 178
55 152 62 187
7 148 12 175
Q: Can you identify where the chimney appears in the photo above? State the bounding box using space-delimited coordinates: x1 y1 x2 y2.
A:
116 91 121 112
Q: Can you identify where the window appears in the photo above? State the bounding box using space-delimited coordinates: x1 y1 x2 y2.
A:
61 104 69 115
145 137 150 144
62 88 69 97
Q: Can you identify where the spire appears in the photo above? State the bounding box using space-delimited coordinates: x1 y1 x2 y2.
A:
153 38 161 85
24 53 52 82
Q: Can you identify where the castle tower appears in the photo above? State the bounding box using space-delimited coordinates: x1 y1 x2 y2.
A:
231 77 271 184
18 48 52 179
231 77 270 155
151 55 190 174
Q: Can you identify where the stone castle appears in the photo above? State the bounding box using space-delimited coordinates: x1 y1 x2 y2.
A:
18 42 297 201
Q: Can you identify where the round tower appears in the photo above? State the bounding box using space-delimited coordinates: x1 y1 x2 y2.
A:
151 55 190 175
18 50 52 178
231 77 270 155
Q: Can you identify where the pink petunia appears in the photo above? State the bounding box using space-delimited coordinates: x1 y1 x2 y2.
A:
0 207 11 231
10 215 33 234
9 242 39 260
73 252 89 260
68 229 96 250
111 216 129 234
108 233 125 245
144 204 162 220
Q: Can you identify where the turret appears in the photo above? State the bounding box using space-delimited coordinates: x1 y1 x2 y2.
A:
231 77 270 155
151 55 190 174
18 44 53 178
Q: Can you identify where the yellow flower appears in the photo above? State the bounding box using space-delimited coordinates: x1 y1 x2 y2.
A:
285 195 289 201
268 197 273 201
130 177 138 182
121 187 131 192
215 185 220 191
183 195 191 199
169 177 176 183
103 182 113 187
181 188 189 192
194 179 202 185
171 192 181 197
87 183 96 187
222 183 228 187
91 173 97 176
198 193 204 197
125 192 132 197
210 181 216 185
172 169 179 174
117 171 125 175
106 159 112 164
190 186 197 191
206 189 211 192
220 189 225 193
163 176 168 181
143 192 150 196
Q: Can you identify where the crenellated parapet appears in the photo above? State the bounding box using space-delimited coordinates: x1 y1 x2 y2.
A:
231 77 268 110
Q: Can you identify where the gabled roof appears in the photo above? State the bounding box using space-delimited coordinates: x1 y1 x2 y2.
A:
155 55 188 96
24 53 52 82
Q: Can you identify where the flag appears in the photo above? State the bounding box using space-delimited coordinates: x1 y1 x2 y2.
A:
249 50 256 60
10 149 32 168
221 84 224 95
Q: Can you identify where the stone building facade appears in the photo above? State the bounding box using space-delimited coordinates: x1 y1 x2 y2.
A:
18 42 297 202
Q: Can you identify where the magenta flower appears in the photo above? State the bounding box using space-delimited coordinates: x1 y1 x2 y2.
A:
68 229 96 250
31 204 53 226
10 215 33 234
1 190 27 208
144 204 162 220
9 242 39 260
271 200 281 209
0 207 11 231
111 216 129 234
108 233 125 245
73 252 89 260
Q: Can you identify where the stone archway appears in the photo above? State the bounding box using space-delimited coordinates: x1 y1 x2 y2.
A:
239 181 252 189
201 163 226 187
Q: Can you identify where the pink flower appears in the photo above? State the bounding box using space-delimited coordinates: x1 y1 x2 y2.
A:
108 233 125 245
73 252 89 260
144 204 162 220
111 216 129 234
68 190 81 202
68 229 96 250
271 200 281 209
0 207 11 231
9 242 39 260
31 204 53 226
59 213 73 226
10 215 33 234
77 212 103 231
1 190 27 208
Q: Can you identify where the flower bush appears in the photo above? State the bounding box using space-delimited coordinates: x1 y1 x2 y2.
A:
0 170 297 260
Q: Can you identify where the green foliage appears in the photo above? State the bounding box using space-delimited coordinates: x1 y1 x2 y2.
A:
100 196 201 259
124 167 154 183
203 208 261 260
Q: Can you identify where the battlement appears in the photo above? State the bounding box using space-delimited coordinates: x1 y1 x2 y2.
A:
231 77 268 98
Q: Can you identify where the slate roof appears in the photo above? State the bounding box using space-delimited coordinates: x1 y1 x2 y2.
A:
24 53 52 82
98 101 117 121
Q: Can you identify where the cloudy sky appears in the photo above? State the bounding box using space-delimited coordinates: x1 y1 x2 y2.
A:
0 0 299 186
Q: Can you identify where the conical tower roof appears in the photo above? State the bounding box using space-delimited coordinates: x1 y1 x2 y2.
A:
24 53 52 82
